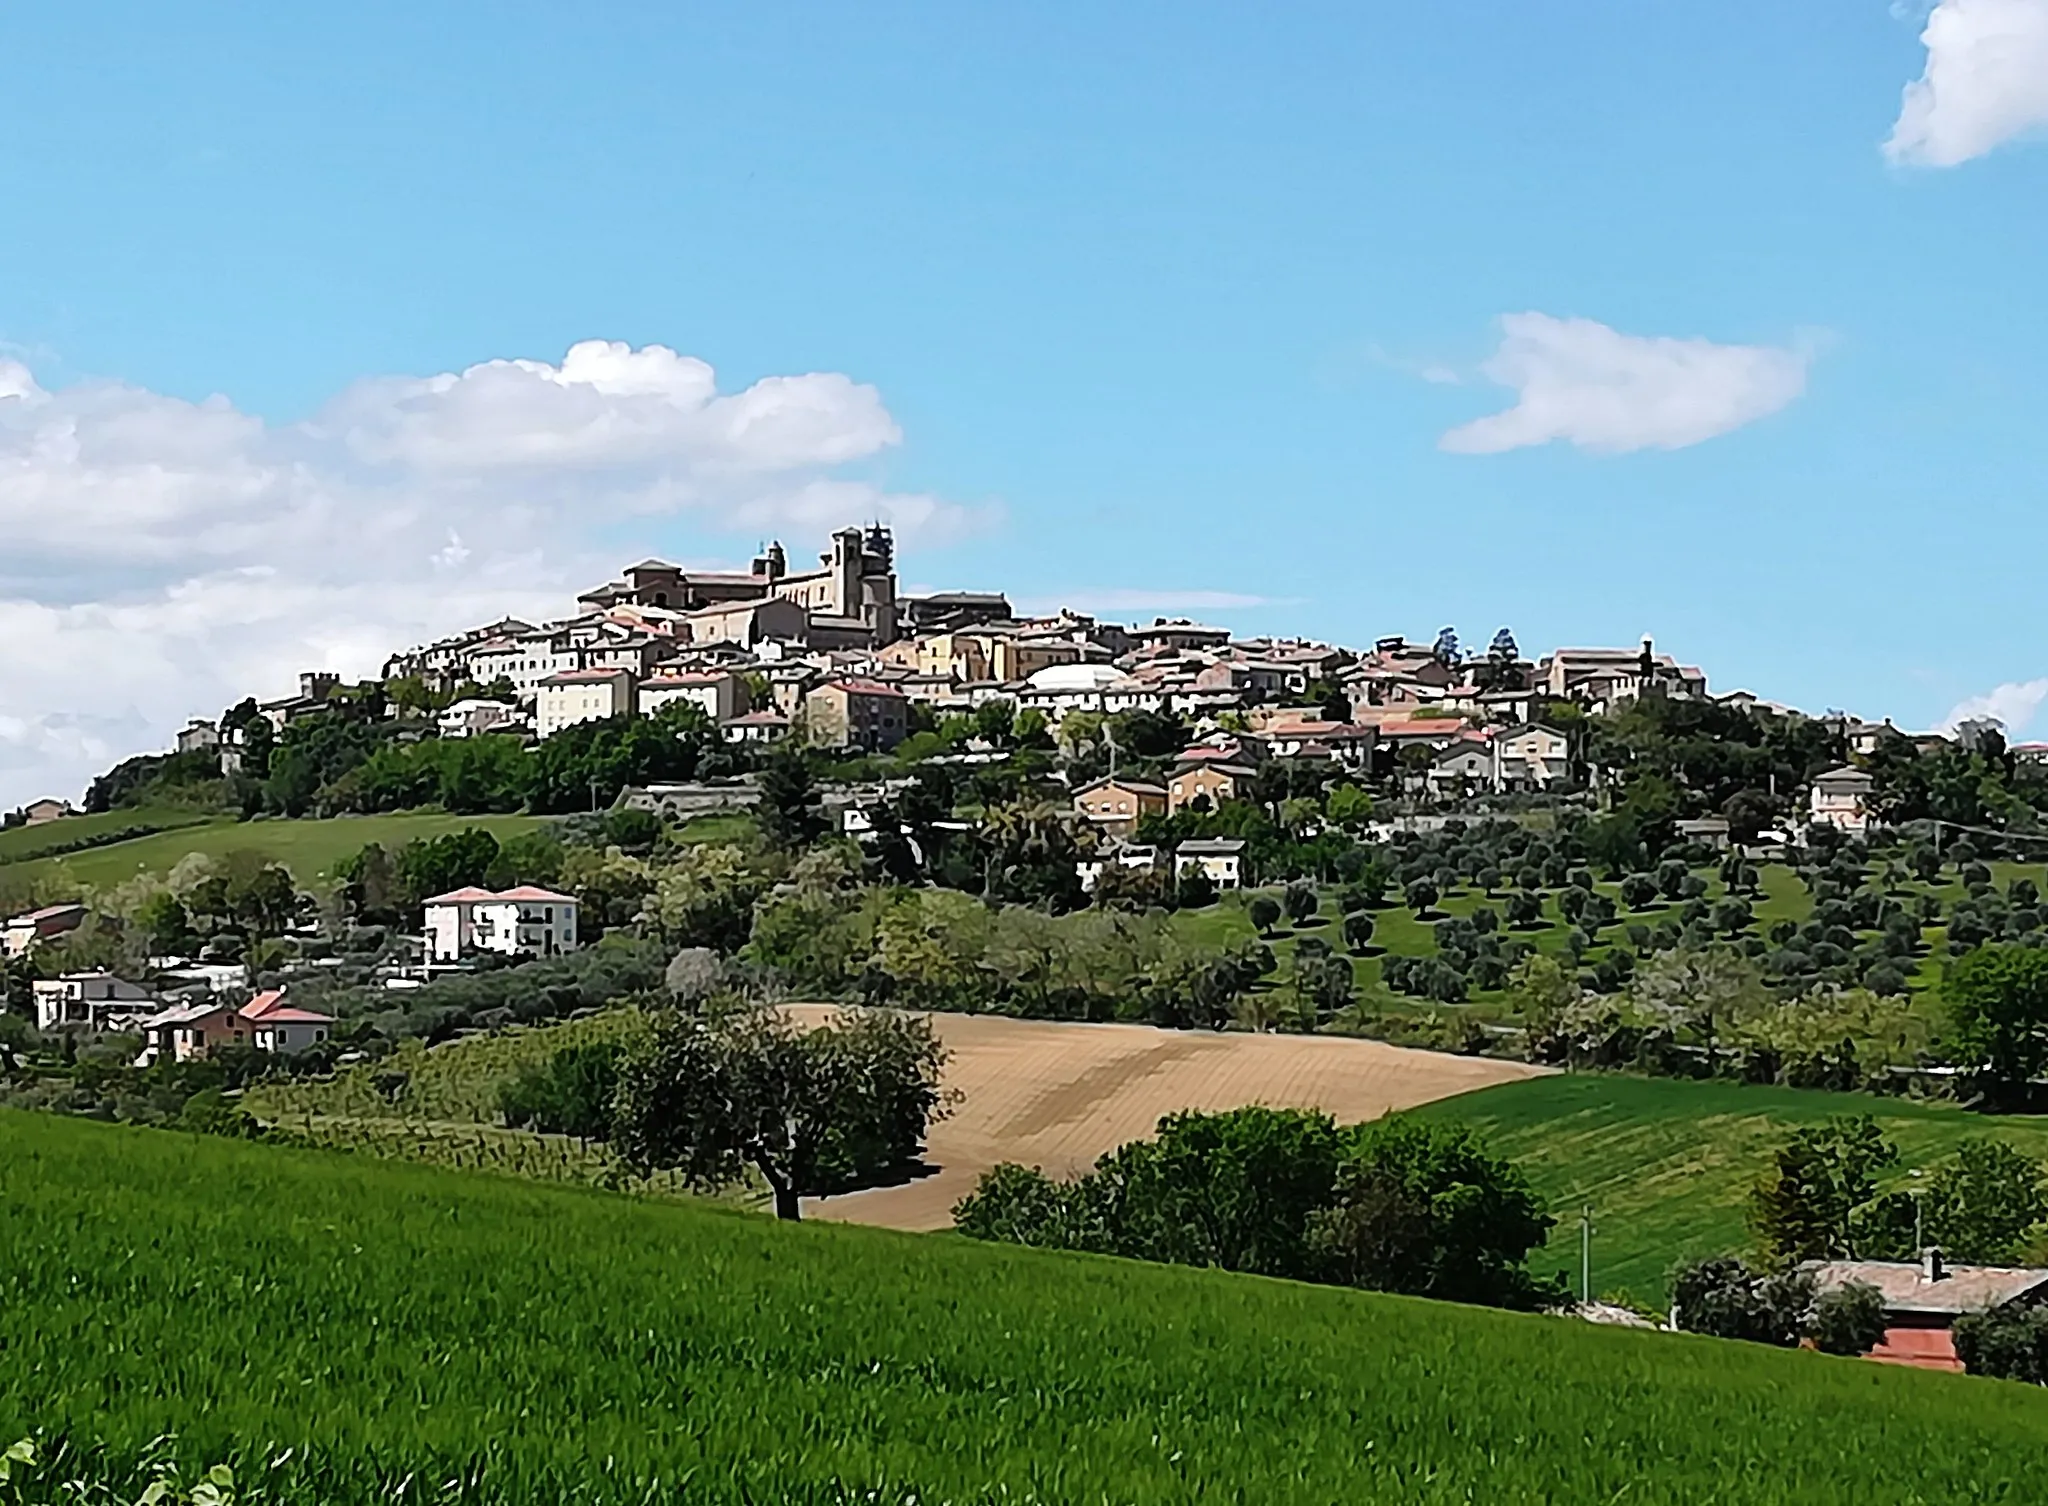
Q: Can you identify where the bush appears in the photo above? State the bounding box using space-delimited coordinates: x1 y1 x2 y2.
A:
1810 1281 1887 1357
1955 1304 2048 1383
498 1042 625 1140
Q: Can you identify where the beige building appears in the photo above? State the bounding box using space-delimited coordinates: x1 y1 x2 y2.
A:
916 628 1082 684
536 668 637 739
804 678 911 753
1073 776 1168 837
639 669 748 723
1493 724 1571 789
1167 760 1257 814
424 886 582 961
578 527 900 647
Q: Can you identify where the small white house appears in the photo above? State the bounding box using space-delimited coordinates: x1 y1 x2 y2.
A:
437 698 524 739
639 670 748 724
424 886 581 961
1078 841 1163 894
536 669 637 739
32 972 156 1032
1809 765 1876 835
1174 838 1247 890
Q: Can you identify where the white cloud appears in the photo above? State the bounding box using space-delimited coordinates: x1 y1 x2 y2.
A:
1939 677 2048 734
1439 314 1811 456
0 340 984 808
1886 0 2048 167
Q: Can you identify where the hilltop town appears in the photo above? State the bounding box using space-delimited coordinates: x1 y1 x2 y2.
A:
9 521 1922 846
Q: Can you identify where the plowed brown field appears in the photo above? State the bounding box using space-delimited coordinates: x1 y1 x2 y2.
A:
794 1008 1549 1230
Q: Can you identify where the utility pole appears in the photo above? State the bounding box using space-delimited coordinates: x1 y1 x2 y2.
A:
1580 1205 1595 1306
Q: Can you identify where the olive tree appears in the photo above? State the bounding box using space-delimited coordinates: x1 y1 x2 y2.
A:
612 1005 950 1220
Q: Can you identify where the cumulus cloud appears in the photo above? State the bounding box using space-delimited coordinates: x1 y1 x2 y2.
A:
1886 0 2048 167
0 340 982 807
1939 678 2048 735
1439 314 1811 456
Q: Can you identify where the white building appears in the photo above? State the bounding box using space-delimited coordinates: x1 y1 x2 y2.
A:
536 669 637 739
1809 765 1876 835
437 698 525 739
1174 838 1247 890
639 669 747 724
32 972 156 1032
423 886 582 961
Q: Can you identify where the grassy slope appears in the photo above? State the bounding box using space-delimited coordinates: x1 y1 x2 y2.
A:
1420 1074 2048 1304
3 1110 2047 1504
8 812 550 892
0 806 213 863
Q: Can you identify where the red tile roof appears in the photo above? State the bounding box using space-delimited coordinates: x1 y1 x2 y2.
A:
822 678 907 699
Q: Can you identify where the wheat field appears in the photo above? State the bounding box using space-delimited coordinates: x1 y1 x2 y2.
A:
791 1007 1549 1229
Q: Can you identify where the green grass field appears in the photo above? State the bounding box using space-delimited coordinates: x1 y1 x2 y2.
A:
4 1110 2047 1503
5 812 552 892
1420 1074 2048 1305
0 806 213 864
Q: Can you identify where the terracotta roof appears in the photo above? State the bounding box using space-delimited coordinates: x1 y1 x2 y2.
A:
1076 777 1168 797
241 991 334 1026
493 886 578 903
724 710 791 725
820 678 907 699
423 886 499 905
644 671 735 687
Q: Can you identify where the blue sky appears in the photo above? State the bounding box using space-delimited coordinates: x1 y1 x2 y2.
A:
2 1 2045 803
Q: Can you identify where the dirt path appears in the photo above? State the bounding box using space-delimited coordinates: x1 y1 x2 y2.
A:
795 1009 1549 1231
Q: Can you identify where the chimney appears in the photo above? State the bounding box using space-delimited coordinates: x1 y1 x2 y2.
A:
1922 1247 1947 1283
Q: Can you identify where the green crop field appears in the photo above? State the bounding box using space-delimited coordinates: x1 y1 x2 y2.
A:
4 1112 2047 1503
4 811 552 892
1420 1074 2048 1305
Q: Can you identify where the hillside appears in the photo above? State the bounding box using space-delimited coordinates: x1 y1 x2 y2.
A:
2 811 551 891
4 1111 2047 1504
1419 1074 2048 1303
794 1007 1545 1228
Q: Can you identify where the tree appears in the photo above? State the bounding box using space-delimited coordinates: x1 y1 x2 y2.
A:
1670 1255 1814 1347
1945 944 2048 1108
1505 889 1543 928
1431 626 1461 667
757 749 827 851
1325 783 1373 831
1294 952 1354 1023
1749 1117 1898 1265
1922 1138 2048 1263
498 1042 625 1141
1307 1117 1559 1310
1284 880 1319 927
1248 895 1281 937
1811 1280 1888 1357
1475 628 1522 691
1620 873 1659 910
396 828 502 910
663 947 724 1006
612 1006 950 1221
1405 878 1439 917
1506 953 1580 1051
1955 1304 2048 1383
1341 910 1376 954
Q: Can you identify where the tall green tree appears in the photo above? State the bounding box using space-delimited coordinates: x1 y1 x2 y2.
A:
1749 1117 1898 1265
1945 944 2048 1109
611 1006 949 1220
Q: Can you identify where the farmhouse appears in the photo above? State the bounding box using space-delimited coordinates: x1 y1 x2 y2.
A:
32 972 156 1032
1073 776 1168 837
1175 837 1247 889
1805 1250 2048 1372
1 902 88 958
135 989 334 1065
1167 760 1257 815
424 886 582 961
1809 765 1876 835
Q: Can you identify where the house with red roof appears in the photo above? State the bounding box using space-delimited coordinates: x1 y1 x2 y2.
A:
135 989 334 1065
423 886 581 961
